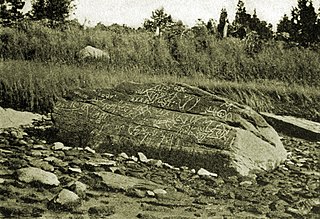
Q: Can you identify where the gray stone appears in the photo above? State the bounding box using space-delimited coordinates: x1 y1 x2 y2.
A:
52 142 64 150
197 168 218 177
0 107 44 129
53 82 287 176
51 189 80 209
93 172 164 192
119 152 129 159
138 152 149 162
85 146 95 154
261 112 320 141
153 188 167 196
17 167 60 186
68 167 82 173
78 45 110 60
69 181 87 197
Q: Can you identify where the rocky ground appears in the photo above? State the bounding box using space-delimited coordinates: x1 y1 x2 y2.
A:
0 120 319 219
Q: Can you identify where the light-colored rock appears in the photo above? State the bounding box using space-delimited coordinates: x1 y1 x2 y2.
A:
17 167 60 186
119 152 129 159
78 45 110 60
153 188 167 195
102 153 114 157
85 146 95 154
52 142 64 150
137 152 149 163
0 107 45 129
261 112 320 141
197 168 218 177
240 181 253 186
70 181 87 196
54 189 80 206
62 146 73 151
146 190 155 197
130 156 138 162
69 167 82 173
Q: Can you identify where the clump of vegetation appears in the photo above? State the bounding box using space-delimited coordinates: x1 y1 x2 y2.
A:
0 0 319 121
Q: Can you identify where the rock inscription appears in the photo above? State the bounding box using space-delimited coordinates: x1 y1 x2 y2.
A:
53 82 287 176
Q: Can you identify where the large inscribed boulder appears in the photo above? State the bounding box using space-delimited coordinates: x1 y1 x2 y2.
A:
52 82 287 177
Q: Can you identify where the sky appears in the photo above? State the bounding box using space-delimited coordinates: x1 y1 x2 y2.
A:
22 0 320 28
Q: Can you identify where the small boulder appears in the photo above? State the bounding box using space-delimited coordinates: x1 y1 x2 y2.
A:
138 152 149 163
49 189 80 210
17 167 60 186
52 142 64 150
119 152 129 159
78 46 110 60
153 188 167 198
85 146 95 154
69 181 87 197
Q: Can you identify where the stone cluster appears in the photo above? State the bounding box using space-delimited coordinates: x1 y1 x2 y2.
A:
0 125 319 218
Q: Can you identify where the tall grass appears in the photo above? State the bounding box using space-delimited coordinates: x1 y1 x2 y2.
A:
0 22 319 121
1 60 319 122
1 21 320 85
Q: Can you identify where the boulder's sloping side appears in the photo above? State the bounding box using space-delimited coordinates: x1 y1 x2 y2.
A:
261 112 320 141
0 107 44 129
52 82 287 177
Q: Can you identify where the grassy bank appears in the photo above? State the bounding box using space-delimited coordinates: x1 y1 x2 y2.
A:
1 22 319 121
1 60 319 122
1 22 320 86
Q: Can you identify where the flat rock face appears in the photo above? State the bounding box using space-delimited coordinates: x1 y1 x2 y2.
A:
93 172 164 192
52 82 287 176
0 107 44 129
17 167 60 186
261 112 320 141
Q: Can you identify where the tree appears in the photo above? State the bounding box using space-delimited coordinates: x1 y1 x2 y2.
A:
277 14 292 34
143 7 174 34
291 0 318 45
233 0 251 28
232 1 273 40
0 0 25 26
31 0 46 20
206 18 216 35
30 0 74 25
217 8 228 38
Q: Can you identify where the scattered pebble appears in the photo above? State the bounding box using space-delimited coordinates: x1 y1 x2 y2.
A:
85 146 96 154
197 168 218 177
52 142 64 150
137 152 149 163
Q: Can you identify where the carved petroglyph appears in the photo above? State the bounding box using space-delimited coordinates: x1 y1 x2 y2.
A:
131 84 201 112
57 85 237 148
53 83 287 176
202 103 234 121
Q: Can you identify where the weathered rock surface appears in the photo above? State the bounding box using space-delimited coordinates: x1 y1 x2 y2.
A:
261 112 320 141
92 171 165 192
53 82 287 176
17 167 60 186
78 45 110 60
0 107 45 129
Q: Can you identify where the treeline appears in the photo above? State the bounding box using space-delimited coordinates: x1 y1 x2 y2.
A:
1 0 320 45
